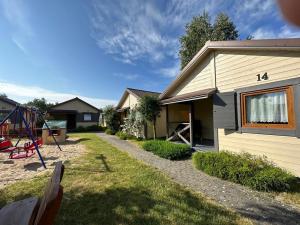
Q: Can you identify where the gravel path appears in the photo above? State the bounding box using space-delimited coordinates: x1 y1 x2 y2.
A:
97 132 300 225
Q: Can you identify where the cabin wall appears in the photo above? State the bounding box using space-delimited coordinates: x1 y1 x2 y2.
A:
215 50 300 176
170 55 214 97
120 94 139 109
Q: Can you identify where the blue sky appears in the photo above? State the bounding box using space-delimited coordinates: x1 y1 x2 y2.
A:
1 0 300 108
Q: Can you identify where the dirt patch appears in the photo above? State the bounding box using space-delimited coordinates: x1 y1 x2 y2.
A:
0 137 86 189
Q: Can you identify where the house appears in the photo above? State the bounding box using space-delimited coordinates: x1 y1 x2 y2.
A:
115 88 166 138
159 38 300 176
48 97 101 130
0 97 19 121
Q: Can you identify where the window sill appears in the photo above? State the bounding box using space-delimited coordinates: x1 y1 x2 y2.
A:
239 127 297 137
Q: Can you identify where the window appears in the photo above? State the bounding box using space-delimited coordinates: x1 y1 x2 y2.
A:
83 113 92 121
241 86 295 129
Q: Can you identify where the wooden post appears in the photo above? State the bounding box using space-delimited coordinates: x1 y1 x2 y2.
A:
166 105 169 139
189 102 194 147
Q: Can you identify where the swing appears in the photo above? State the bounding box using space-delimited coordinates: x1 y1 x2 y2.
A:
0 105 62 168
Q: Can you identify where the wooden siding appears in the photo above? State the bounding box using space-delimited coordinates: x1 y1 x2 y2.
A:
170 54 214 97
215 50 300 176
52 99 98 113
215 50 300 92
146 107 167 138
218 129 300 175
0 100 15 111
120 94 138 109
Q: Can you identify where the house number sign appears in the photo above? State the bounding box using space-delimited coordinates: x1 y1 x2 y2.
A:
256 72 269 81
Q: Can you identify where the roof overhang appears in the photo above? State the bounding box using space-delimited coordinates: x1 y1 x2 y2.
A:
159 38 300 100
160 88 216 105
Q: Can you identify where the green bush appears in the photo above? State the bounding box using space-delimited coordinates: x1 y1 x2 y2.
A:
105 128 114 135
142 140 191 160
192 151 297 192
116 131 128 140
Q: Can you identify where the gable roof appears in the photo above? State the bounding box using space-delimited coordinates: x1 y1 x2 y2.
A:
159 38 300 99
50 97 100 112
0 97 20 107
116 88 160 109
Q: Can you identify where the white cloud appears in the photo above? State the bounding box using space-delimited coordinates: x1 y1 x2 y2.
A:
113 73 140 80
0 82 117 108
158 61 180 78
253 25 300 39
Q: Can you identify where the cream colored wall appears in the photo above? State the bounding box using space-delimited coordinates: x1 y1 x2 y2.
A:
170 54 214 97
215 50 300 176
146 106 167 139
52 99 98 113
215 50 300 92
120 94 139 109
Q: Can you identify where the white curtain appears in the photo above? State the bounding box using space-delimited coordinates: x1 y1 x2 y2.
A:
246 91 288 123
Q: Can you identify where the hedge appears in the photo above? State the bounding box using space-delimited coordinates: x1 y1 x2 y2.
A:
192 151 298 192
142 140 191 160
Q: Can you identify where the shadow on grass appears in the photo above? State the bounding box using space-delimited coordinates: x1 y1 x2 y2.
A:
56 187 239 225
236 202 300 225
60 138 91 146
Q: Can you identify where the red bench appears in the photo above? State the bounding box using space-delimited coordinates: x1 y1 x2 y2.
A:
0 161 65 225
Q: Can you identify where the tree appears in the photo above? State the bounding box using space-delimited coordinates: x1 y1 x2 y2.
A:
179 12 238 69
211 13 238 41
103 105 120 134
179 12 212 69
25 98 54 113
138 96 161 140
0 93 7 98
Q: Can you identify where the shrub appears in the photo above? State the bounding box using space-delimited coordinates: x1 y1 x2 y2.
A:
116 131 128 140
103 105 120 133
105 128 114 135
192 151 297 192
74 126 86 132
142 140 191 160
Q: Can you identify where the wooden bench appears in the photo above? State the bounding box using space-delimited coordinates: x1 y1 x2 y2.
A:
0 161 65 225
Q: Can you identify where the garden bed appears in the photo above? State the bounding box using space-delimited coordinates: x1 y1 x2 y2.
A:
142 140 191 160
192 151 298 192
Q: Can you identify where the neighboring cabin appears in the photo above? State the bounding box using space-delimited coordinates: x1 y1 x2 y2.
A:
0 97 19 121
48 97 101 130
159 38 300 176
115 88 167 139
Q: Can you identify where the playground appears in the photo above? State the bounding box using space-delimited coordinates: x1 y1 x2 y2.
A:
0 137 85 188
0 105 86 188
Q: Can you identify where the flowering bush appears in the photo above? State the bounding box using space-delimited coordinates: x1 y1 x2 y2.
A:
121 108 145 139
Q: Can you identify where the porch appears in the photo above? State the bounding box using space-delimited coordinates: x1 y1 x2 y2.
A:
162 88 217 149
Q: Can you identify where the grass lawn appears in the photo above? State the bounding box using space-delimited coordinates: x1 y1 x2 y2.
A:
0 133 252 225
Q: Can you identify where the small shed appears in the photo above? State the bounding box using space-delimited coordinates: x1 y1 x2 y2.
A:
42 120 67 144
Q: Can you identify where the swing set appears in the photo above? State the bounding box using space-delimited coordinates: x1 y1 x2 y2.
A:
0 105 62 168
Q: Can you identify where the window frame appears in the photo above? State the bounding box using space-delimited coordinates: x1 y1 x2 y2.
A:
240 86 295 130
83 113 92 121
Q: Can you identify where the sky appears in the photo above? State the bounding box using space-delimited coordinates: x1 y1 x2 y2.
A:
1 0 300 108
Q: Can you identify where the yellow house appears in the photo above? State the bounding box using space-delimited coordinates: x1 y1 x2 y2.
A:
159 38 300 176
116 88 166 138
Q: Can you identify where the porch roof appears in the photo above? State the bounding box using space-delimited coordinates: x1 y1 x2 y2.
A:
116 107 129 113
160 88 216 105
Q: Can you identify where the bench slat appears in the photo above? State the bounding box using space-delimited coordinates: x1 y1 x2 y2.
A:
0 197 39 225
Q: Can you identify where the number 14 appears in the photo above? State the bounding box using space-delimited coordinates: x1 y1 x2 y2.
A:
257 72 268 81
